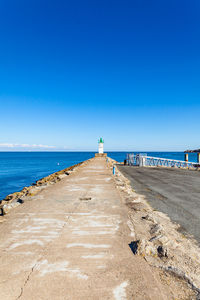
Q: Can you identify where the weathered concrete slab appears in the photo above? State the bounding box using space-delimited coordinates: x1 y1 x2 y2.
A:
0 158 194 299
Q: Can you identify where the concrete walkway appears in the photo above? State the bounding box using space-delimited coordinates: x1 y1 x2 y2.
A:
0 157 180 299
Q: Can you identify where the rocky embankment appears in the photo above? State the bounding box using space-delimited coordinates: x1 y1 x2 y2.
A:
107 160 200 297
0 160 87 216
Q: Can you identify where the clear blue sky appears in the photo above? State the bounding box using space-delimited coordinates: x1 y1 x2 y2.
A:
0 0 200 151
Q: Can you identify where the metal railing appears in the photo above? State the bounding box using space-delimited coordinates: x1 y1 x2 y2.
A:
126 153 198 169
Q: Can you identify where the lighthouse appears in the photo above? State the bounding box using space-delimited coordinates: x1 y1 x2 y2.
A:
98 138 104 154
95 138 106 157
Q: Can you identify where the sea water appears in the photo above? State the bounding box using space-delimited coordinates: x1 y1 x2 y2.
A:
0 151 198 200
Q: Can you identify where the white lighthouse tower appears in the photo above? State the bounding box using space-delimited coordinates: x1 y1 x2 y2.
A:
98 137 104 154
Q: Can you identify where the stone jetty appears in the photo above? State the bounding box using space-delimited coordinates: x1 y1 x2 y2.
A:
0 156 198 299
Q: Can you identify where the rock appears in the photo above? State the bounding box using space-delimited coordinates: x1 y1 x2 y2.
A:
150 224 163 235
17 199 24 204
4 194 14 201
149 234 163 242
127 201 146 211
2 204 11 214
157 245 168 258
138 239 157 257
141 214 154 222
129 240 140 255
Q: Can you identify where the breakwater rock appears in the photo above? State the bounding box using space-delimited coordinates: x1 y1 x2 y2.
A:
0 160 85 216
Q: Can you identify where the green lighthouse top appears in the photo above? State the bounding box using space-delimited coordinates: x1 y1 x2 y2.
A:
99 137 104 143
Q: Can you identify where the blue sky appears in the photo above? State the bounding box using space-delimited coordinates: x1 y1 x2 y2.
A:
0 0 200 151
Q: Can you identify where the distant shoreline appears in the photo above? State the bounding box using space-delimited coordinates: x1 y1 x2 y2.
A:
185 149 200 153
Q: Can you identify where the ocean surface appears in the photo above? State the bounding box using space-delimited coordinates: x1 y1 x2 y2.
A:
0 151 198 200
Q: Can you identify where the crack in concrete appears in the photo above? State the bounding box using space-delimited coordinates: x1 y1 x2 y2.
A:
15 201 82 299
16 262 38 300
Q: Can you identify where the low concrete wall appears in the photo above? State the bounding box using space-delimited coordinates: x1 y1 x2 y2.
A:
95 153 107 157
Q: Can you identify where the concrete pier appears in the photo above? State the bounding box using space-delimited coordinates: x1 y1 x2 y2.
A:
0 157 196 299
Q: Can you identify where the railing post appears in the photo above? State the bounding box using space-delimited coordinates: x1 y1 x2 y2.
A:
113 166 115 175
126 154 129 165
198 153 200 164
139 155 142 167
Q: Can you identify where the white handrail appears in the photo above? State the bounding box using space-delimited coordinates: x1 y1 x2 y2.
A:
126 153 198 168
145 156 197 165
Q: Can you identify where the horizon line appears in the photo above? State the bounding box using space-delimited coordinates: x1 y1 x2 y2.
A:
0 150 190 153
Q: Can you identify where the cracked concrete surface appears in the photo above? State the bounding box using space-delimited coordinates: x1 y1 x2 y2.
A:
0 157 195 299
